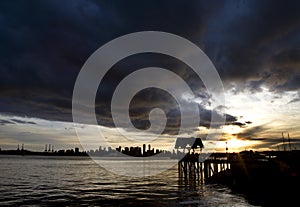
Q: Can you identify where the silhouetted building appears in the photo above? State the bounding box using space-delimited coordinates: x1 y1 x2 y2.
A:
124 147 129 154
75 147 79 154
143 144 146 156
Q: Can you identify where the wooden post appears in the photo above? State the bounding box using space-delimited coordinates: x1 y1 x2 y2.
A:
214 163 218 175
204 161 208 180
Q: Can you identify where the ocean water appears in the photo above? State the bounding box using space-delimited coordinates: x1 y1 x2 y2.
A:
0 155 259 207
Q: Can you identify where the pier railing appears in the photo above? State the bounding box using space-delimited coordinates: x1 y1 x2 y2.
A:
178 152 231 184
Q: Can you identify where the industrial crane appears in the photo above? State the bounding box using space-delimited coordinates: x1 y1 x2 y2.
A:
281 131 292 151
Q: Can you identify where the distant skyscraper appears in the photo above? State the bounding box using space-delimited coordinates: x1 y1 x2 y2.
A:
143 144 146 155
75 147 79 154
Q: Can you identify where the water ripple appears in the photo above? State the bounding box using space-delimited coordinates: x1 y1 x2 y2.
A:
0 155 258 207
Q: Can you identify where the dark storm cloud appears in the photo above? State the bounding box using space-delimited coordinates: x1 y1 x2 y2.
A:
0 89 73 123
236 124 270 140
10 119 36 125
0 0 218 121
289 98 300 104
0 118 36 125
0 119 15 125
228 122 246 128
205 0 300 93
288 90 300 104
0 0 299 134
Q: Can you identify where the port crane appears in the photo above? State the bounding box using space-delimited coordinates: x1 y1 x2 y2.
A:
281 131 292 151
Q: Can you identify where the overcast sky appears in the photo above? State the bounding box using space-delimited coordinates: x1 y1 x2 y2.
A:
1 0 300 152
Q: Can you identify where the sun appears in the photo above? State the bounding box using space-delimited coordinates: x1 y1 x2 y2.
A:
216 137 253 152
227 138 248 149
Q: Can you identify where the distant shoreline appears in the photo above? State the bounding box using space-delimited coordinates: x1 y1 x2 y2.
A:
0 149 176 159
0 149 88 157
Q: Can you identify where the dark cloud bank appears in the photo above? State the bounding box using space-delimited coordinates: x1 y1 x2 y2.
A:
0 0 300 136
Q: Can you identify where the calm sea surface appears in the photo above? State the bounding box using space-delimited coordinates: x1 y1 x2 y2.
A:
0 155 259 207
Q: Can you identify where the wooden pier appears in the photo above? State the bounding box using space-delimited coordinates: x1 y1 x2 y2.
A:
175 136 300 196
178 153 230 184
178 150 300 187
175 135 300 207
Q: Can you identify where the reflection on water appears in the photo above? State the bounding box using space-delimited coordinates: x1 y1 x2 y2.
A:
0 155 258 207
